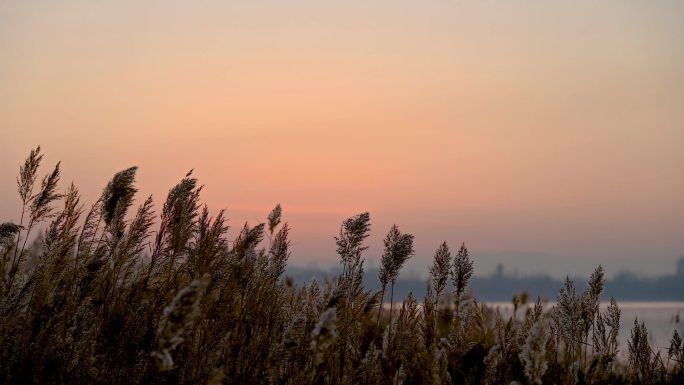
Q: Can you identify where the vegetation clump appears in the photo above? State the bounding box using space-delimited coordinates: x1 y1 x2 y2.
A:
0 147 681 384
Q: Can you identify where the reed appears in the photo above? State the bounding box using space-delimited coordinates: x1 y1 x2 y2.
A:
0 147 679 385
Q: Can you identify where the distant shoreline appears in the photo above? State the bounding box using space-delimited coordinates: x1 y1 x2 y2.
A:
285 263 684 301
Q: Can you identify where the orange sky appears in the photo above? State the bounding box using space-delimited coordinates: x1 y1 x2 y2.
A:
1 1 683 277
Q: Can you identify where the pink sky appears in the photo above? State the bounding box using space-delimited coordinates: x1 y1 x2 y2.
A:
1 1 683 277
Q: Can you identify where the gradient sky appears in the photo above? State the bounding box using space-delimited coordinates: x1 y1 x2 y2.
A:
1 1 683 278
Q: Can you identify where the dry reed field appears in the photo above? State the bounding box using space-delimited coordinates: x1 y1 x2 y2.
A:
1 147 683 385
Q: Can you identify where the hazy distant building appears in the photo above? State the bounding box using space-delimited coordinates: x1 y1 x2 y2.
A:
495 263 504 278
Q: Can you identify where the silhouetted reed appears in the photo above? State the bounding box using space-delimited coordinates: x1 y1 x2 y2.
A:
0 147 680 385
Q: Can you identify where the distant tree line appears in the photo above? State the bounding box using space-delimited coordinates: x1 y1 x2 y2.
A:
287 259 684 302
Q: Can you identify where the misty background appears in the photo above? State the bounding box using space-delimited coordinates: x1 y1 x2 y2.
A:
1 1 683 280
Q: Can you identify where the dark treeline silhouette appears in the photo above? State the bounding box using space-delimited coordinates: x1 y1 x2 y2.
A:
286 259 684 302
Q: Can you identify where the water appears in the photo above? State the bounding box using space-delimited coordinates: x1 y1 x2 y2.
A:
381 301 684 360
487 301 684 360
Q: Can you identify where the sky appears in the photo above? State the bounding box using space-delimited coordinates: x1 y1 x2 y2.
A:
1 1 683 279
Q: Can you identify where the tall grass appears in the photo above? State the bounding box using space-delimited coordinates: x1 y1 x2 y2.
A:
0 147 682 385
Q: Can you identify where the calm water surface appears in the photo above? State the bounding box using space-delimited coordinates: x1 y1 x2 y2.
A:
487 301 684 360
